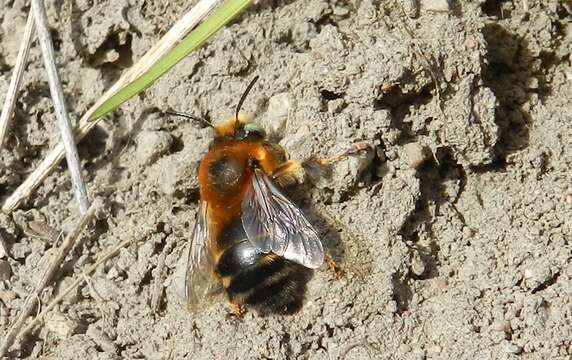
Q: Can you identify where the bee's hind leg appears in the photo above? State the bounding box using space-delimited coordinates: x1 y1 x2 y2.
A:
324 255 345 279
227 301 246 320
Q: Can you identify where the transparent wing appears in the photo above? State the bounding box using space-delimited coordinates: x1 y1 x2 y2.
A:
241 168 324 269
185 202 223 312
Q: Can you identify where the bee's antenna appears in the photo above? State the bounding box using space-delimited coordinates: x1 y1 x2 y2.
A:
165 110 214 128
235 75 260 124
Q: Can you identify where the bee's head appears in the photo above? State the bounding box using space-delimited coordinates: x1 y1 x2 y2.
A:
234 121 266 142
212 114 265 142
186 76 266 143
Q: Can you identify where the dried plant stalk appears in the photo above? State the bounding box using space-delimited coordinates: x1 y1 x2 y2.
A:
13 237 134 351
0 11 35 153
32 0 90 213
0 232 8 259
2 0 222 213
0 201 98 357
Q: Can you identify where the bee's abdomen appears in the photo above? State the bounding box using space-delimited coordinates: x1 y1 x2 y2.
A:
216 238 312 315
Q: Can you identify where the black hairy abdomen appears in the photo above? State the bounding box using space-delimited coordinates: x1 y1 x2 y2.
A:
215 221 312 315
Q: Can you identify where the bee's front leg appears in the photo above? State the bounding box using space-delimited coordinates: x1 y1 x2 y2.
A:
272 142 372 187
275 142 372 186
271 160 306 188
315 142 371 166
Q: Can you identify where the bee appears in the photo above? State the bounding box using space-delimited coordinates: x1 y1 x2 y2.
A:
174 77 324 316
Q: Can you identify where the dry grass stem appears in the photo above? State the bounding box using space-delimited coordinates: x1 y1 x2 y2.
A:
0 201 98 357
15 237 135 353
0 11 35 153
31 0 90 213
1 0 222 213
0 232 8 259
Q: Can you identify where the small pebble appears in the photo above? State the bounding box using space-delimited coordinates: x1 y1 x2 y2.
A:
386 300 398 313
464 37 478 50
541 200 555 213
333 6 350 17
138 241 155 260
565 194 572 205
135 130 173 165
411 253 426 276
92 49 120 66
420 0 450 12
523 266 552 290
462 226 475 239
523 268 534 279
46 311 79 338
372 109 391 128
382 129 402 145
403 143 431 169
426 344 442 355
106 266 120 280
431 277 449 289
10 242 30 260
327 98 345 114
527 77 539 89
490 320 510 333
502 341 523 354
398 344 412 355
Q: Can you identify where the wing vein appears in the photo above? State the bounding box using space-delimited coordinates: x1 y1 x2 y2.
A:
241 169 324 269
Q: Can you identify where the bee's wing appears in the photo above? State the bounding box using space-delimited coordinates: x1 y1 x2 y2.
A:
185 201 224 312
241 168 324 269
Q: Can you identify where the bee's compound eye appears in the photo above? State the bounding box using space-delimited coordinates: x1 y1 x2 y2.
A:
235 129 247 140
242 123 266 140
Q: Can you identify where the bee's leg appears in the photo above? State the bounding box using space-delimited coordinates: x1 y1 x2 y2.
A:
227 301 246 320
298 142 372 183
316 142 371 166
271 160 305 188
324 255 345 279
272 143 371 187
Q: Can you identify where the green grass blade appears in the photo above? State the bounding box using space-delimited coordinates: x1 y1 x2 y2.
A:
89 0 252 121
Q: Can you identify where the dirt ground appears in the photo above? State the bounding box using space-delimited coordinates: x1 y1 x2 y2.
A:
0 0 571 359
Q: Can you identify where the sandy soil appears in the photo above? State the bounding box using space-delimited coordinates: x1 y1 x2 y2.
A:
1 0 571 359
